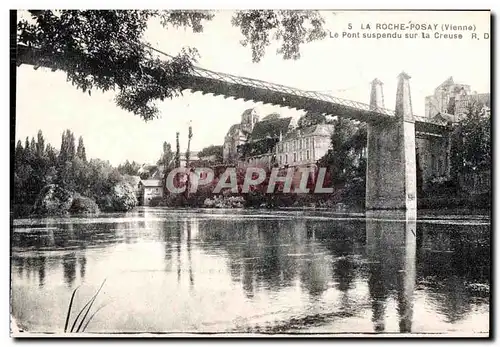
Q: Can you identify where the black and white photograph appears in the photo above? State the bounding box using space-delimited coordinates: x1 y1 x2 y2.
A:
10 9 491 337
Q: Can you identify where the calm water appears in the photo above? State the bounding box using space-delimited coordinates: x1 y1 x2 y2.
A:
11 208 490 335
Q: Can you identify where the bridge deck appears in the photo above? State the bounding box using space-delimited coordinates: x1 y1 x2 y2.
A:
15 44 449 136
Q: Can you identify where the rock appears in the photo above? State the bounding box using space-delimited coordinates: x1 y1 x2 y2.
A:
32 184 74 215
69 196 100 214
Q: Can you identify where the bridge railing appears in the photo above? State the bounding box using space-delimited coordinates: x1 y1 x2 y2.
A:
147 45 397 118
189 66 450 128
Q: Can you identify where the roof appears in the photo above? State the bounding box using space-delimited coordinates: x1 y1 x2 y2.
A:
283 124 335 140
140 179 163 187
249 117 292 141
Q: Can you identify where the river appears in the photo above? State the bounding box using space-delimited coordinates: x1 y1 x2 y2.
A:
10 208 490 335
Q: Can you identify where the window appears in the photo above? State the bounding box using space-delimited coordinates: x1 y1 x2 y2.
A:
306 138 309 148
293 141 296 151
285 154 288 164
293 153 297 162
299 139 302 150
299 152 303 161
306 150 310 160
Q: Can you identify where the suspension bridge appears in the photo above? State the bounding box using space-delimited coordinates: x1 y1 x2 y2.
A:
15 44 451 210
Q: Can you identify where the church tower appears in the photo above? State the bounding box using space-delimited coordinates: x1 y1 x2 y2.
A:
240 108 259 134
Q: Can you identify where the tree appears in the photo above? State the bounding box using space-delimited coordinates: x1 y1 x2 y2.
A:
118 160 141 176
17 10 328 120
318 118 366 185
36 130 45 157
198 145 223 163
232 10 327 62
76 136 87 162
59 129 76 163
30 137 36 155
450 101 491 179
175 132 181 167
158 142 174 170
185 124 193 167
297 111 327 128
15 140 24 168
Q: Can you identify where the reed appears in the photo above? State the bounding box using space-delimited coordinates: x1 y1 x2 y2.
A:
64 279 107 333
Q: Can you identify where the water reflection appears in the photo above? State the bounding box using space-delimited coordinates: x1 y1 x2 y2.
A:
365 210 416 333
10 209 490 334
417 220 490 324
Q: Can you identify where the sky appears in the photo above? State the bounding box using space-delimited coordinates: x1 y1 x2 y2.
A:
15 10 490 166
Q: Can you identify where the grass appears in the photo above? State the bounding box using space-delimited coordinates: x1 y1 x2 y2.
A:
64 279 107 333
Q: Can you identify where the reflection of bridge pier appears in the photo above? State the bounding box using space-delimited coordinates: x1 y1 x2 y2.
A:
366 210 416 333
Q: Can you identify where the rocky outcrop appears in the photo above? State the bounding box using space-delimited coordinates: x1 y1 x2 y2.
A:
32 184 74 215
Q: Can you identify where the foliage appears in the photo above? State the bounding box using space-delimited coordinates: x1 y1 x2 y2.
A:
262 113 280 121
76 136 87 161
197 145 223 163
148 196 164 207
450 101 491 178
297 112 327 128
117 160 141 176
174 132 181 167
17 10 327 120
69 195 100 214
32 184 74 215
231 10 327 62
14 129 138 216
64 279 107 333
14 133 59 207
157 142 174 167
185 125 193 167
100 182 138 212
317 118 366 185
237 138 279 159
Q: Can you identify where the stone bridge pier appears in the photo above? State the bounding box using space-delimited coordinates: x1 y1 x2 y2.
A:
366 73 417 210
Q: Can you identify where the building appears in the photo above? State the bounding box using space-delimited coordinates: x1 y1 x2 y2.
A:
239 116 293 168
425 77 490 123
138 179 163 206
223 108 259 164
235 110 336 170
419 77 490 191
275 123 335 168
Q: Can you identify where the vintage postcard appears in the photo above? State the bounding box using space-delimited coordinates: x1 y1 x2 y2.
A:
11 9 491 337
